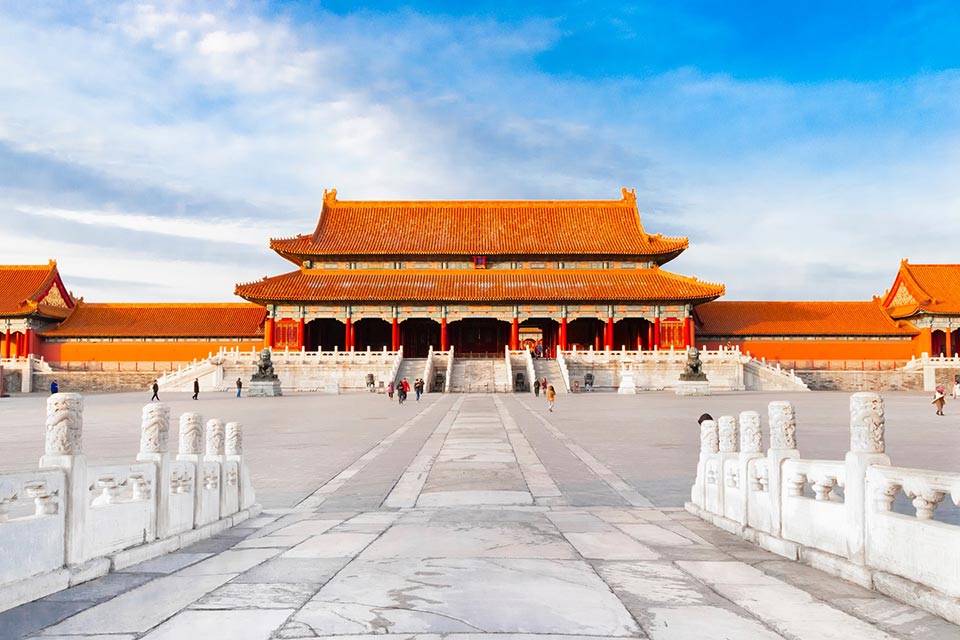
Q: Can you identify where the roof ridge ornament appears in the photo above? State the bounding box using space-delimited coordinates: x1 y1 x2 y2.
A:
323 188 338 206
620 187 636 202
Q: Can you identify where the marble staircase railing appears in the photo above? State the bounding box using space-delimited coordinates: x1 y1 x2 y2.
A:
0 394 259 613
687 393 960 625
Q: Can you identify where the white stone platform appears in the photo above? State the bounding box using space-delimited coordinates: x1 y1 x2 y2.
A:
2 394 956 639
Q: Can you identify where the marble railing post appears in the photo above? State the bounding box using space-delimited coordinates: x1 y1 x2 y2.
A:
39 393 86 565
845 392 891 564
767 401 800 537
737 410 764 524
717 415 739 516
136 403 171 539
204 419 229 515
176 413 210 527
226 422 255 509
176 413 204 463
692 419 719 508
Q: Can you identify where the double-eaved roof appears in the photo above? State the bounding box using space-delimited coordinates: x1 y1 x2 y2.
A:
236 267 725 305
270 188 689 263
0 261 75 319
242 189 721 306
882 260 960 317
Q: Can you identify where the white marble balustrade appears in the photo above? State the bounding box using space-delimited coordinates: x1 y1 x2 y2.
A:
687 392 960 625
0 393 259 613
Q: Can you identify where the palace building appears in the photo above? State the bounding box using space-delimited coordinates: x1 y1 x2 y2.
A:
234 188 725 357
2 191 959 390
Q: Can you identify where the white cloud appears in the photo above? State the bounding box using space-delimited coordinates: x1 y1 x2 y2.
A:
0 1 959 303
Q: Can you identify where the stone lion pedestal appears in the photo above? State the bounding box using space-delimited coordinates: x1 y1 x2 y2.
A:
675 380 711 396
249 348 282 397
675 347 711 396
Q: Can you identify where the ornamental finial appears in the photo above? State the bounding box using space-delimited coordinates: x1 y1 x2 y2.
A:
620 187 636 202
323 188 338 205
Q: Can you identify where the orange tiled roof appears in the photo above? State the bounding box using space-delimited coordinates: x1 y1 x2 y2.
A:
44 303 266 338
270 188 688 262
697 301 917 337
0 261 75 319
882 261 960 317
235 267 724 304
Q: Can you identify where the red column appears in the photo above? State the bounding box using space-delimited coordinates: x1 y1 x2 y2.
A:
646 322 653 350
3 329 9 358
605 318 613 350
440 318 448 351
946 330 953 358
559 318 567 351
689 319 696 350
24 328 33 356
346 318 355 351
392 317 400 351
264 317 275 348
511 318 519 350
296 318 305 350
653 317 661 348
682 318 691 347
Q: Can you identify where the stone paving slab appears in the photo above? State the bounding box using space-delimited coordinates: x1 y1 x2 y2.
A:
2 392 959 639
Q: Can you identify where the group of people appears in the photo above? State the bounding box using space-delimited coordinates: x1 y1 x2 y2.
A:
387 377 425 404
144 377 245 401
532 376 557 411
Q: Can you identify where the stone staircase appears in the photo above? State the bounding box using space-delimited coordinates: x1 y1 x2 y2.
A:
394 358 427 387
449 358 509 393
532 358 567 393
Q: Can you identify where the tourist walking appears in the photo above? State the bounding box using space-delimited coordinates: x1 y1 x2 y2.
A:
150 379 159 401
387 380 395 400
534 379 541 397
193 378 200 400
541 377 547 396
546 384 556 412
50 379 58 394
415 378 423 401
953 378 960 400
236 378 242 397
932 386 946 416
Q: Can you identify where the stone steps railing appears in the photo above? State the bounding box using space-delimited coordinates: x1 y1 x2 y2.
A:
687 393 960 625
0 394 259 613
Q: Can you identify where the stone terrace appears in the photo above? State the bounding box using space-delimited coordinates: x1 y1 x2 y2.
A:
0 392 958 638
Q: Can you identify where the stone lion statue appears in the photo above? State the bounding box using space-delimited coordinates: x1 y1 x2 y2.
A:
679 347 708 382
252 348 278 381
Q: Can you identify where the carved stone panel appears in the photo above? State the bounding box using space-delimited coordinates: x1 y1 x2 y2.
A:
139 403 170 454
179 413 204 455
739 411 763 453
768 401 797 450
45 393 83 456
849 392 885 453
718 416 738 453
700 419 719 454
225 422 243 456
206 419 225 457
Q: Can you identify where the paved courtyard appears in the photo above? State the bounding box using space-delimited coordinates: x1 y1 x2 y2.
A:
1 391 959 638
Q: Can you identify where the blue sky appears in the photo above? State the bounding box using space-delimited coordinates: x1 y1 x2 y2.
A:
1 1 959 301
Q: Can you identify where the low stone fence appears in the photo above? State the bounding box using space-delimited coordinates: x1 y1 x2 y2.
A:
687 393 960 625
0 393 259 613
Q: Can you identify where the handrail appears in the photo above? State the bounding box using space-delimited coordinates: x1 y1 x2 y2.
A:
555 349 571 392
444 346 454 393
423 345 434 393
504 346 513 392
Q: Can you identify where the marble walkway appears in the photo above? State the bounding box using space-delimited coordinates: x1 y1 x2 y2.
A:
2 395 958 639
